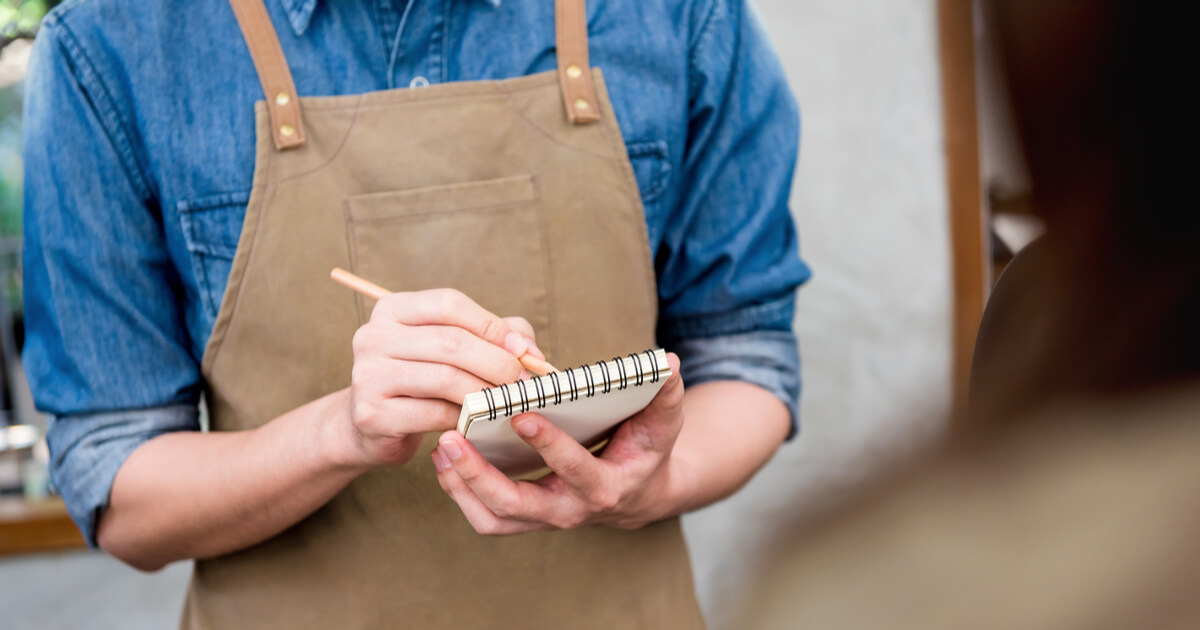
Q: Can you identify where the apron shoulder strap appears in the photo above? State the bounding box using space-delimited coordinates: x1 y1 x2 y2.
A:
227 0 600 149
555 0 602 125
228 0 306 150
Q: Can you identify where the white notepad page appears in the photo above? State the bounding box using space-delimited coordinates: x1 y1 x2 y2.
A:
457 349 670 476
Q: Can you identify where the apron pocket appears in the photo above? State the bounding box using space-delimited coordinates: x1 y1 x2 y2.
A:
178 191 251 320
344 175 553 355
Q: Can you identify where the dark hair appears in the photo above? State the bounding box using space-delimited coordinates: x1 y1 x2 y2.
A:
972 2 1200 424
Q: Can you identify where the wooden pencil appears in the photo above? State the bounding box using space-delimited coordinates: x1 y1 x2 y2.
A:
329 268 558 376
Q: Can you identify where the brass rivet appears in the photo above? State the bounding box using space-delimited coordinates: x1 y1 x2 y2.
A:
566 65 583 79
279 124 295 137
275 92 291 106
574 98 591 112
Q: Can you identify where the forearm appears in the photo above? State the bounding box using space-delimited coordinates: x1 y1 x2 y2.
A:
666 381 791 515
98 389 365 571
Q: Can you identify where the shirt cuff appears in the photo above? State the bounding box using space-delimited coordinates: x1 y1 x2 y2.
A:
46 404 200 547
669 329 802 440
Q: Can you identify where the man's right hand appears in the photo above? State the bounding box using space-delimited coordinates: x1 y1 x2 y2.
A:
340 288 541 468
100 287 541 569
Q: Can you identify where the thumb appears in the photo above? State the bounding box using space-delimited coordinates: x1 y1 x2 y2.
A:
613 352 686 455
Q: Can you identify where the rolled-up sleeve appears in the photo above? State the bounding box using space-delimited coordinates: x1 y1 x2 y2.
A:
672 317 802 439
658 0 810 436
47 406 200 547
23 19 202 545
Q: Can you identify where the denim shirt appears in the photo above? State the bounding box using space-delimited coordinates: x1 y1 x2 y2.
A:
23 0 810 545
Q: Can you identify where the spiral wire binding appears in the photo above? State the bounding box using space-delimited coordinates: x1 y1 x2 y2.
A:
499 382 513 416
630 352 644 386
478 350 665 420
582 364 595 398
597 360 611 393
612 357 627 390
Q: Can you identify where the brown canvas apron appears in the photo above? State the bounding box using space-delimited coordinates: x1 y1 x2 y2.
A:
180 0 706 628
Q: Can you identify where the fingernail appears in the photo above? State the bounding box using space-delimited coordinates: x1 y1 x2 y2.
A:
524 337 545 359
504 332 528 356
514 417 539 437
440 438 463 461
432 450 449 471
519 369 533 380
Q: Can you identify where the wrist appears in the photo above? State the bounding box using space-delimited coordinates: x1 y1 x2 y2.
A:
661 450 701 518
315 388 372 475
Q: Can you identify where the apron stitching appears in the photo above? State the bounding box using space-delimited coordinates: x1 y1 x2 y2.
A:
531 174 561 361
502 91 620 162
201 184 274 377
201 110 277 376
300 91 508 112
346 198 536 223
287 72 560 111
274 94 366 185
342 200 367 325
593 74 662 323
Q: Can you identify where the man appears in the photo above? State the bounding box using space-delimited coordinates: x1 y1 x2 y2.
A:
24 0 808 627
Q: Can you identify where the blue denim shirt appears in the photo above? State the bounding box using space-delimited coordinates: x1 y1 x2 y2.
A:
23 0 810 546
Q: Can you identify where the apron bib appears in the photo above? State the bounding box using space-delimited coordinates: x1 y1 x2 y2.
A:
180 1 705 628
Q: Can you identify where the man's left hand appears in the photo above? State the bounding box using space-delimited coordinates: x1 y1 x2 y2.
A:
432 353 689 534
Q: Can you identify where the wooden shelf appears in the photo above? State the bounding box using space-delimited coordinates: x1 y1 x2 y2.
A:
0 496 86 556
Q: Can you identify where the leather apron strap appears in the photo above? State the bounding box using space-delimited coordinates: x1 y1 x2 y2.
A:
228 0 306 150
227 0 601 152
555 0 601 124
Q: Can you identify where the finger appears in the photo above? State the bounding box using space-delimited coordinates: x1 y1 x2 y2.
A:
370 289 514 351
501 316 535 340
509 413 611 500
355 356 496 404
436 432 569 524
353 395 461 435
432 448 551 535
356 323 524 387
502 317 545 360
607 352 687 457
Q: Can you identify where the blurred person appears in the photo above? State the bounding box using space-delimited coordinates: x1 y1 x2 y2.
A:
745 2 1200 629
22 0 809 628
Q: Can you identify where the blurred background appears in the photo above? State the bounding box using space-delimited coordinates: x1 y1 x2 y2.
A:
0 0 1026 627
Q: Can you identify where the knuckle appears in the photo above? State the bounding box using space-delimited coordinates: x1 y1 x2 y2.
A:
473 517 502 536
506 316 533 336
552 456 584 479
436 288 465 313
427 362 458 393
350 363 368 385
370 293 402 321
433 326 464 355
480 316 506 346
490 496 520 519
588 488 621 514
351 326 377 355
352 398 378 430
551 511 584 530
455 461 480 483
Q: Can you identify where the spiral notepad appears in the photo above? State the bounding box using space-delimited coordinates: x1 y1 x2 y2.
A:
457 349 671 476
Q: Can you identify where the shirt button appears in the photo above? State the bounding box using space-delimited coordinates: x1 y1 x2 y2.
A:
409 76 430 88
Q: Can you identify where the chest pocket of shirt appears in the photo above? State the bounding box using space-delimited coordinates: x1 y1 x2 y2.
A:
625 140 671 225
178 191 250 319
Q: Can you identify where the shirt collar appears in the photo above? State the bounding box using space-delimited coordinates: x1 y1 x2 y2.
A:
279 0 501 37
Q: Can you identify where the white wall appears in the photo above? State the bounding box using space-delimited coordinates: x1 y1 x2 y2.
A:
681 1 954 627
